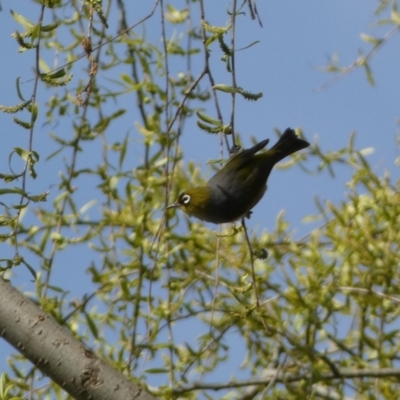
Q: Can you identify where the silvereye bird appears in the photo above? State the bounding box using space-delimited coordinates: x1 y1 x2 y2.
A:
168 128 309 224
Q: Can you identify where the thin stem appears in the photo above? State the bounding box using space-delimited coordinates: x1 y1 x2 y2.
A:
241 217 259 307
229 0 238 147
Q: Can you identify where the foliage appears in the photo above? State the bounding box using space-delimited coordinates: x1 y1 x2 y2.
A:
0 0 400 399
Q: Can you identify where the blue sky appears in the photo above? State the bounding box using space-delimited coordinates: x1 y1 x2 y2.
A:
0 0 399 394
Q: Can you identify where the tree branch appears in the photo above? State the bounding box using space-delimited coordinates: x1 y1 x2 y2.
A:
0 278 157 400
171 366 400 394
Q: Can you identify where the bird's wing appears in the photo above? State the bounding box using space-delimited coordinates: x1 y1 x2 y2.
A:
207 139 270 188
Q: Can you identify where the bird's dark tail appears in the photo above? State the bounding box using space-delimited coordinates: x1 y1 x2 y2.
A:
268 128 309 164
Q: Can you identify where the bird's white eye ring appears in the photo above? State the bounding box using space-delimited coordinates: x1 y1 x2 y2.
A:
182 194 191 205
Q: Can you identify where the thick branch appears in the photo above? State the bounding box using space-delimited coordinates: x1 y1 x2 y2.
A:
0 278 157 400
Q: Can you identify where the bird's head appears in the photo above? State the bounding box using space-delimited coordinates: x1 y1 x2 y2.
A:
167 187 215 222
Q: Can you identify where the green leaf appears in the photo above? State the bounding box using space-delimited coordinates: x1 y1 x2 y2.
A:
391 9 400 24
15 77 26 101
10 10 35 29
201 20 231 35
119 131 129 169
237 40 260 52
13 147 29 161
40 22 59 32
12 202 29 210
362 61 375 86
237 87 263 101
165 4 189 24
205 34 220 48
224 54 232 72
0 187 27 196
143 368 170 374
196 111 221 126
13 31 35 52
218 35 232 56
0 216 17 227
21 259 37 281
13 117 32 129
41 73 73 87
30 101 38 123
0 174 20 183
0 100 31 114
85 312 99 339
28 191 49 202
196 121 221 134
0 235 12 243
89 0 109 28
44 68 66 79
212 84 239 94
360 33 382 46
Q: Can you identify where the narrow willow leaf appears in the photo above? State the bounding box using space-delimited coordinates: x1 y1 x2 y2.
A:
30 101 38 123
212 84 239 93
45 68 66 79
21 259 37 281
165 4 189 24
30 150 40 162
0 174 20 183
143 368 170 374
363 62 375 86
230 282 252 293
41 22 59 32
0 216 17 227
201 20 231 35
205 34 220 48
391 9 400 24
196 111 221 126
16 77 26 101
237 88 263 101
0 235 12 243
360 33 382 46
41 73 73 87
0 100 31 113
119 131 129 169
28 191 49 202
12 202 29 210
196 121 221 134
85 312 99 339
90 0 109 28
10 10 35 29
14 147 29 161
218 35 232 56
13 31 35 51
0 188 27 196
225 54 232 72
237 40 260 51
359 147 375 156
13 117 32 129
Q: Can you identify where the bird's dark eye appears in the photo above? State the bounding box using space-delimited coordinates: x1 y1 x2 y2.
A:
181 194 191 205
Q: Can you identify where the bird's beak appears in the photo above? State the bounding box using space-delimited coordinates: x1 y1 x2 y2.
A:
166 202 180 210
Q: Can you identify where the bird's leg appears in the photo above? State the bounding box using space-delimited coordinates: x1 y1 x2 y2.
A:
229 144 242 155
